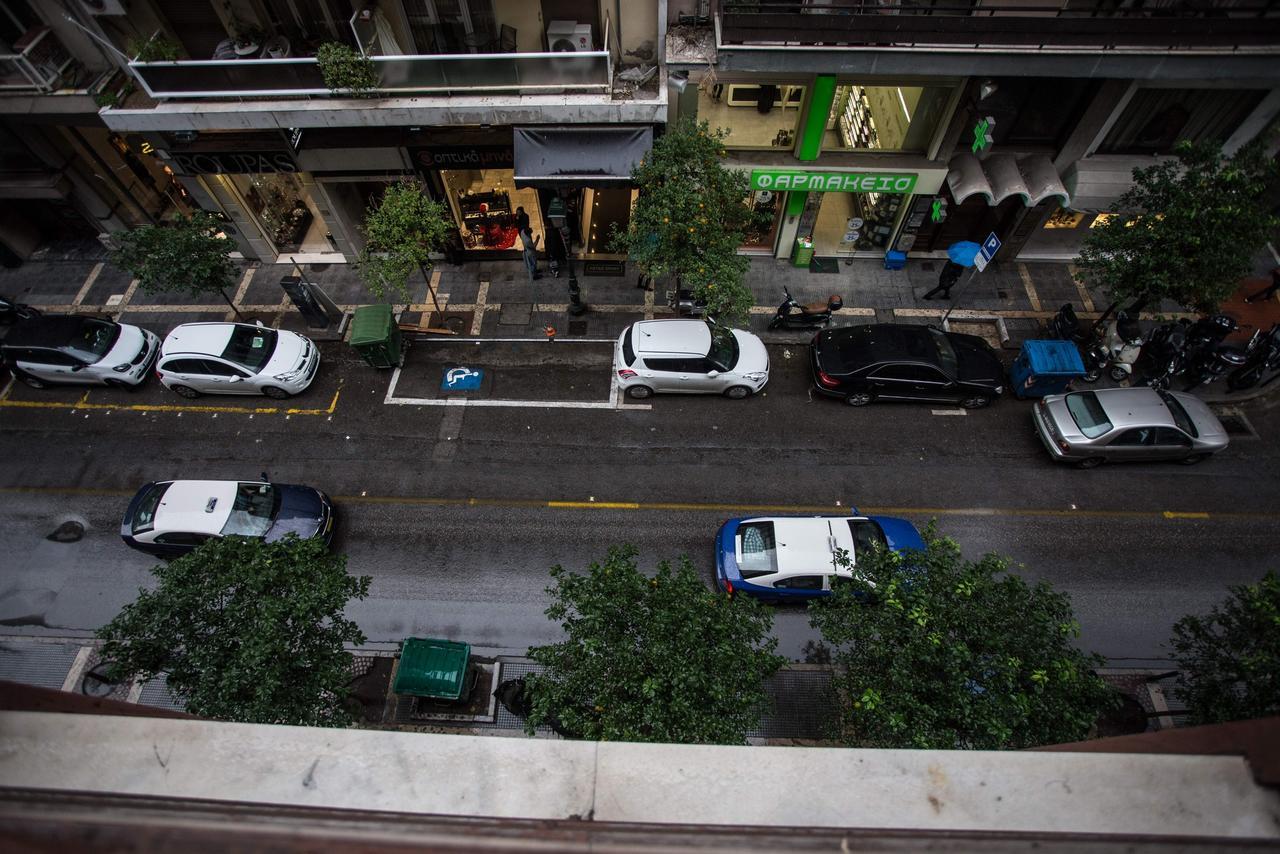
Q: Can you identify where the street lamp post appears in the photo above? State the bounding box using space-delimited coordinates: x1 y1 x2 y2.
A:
547 197 587 316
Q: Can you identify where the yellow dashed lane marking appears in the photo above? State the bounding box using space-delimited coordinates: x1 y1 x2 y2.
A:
0 388 341 416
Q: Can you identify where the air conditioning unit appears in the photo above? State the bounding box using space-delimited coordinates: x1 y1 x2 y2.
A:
79 0 128 15
546 20 592 52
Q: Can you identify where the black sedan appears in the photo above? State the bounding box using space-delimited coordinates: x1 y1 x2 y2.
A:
810 324 1005 408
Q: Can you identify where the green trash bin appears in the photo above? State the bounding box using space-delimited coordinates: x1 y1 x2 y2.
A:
349 304 402 369
792 235 815 268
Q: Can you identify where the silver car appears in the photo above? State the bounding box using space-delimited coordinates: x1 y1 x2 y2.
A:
1032 386 1228 468
614 319 770 400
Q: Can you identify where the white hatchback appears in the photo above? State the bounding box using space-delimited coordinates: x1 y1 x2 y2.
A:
614 319 770 400
156 322 319 399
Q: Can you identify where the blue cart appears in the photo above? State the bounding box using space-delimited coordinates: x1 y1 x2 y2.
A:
1011 339 1087 399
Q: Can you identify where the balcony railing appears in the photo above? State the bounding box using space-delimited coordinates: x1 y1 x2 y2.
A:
128 19 612 101
0 26 77 93
716 1 1280 50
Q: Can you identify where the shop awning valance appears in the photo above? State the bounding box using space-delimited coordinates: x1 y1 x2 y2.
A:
513 126 653 188
947 153 1070 209
1060 155 1163 213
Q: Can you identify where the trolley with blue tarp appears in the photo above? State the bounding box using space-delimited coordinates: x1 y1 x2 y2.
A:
1011 339 1087 399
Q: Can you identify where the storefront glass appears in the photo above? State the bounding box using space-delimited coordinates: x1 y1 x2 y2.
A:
227 172 333 254
1018 205 1109 259
696 81 808 149
825 84 954 153
809 188 905 256
741 190 782 252
440 167 543 251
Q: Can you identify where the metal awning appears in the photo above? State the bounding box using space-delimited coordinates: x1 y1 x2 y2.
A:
513 126 652 188
1060 155 1162 213
947 153 1069 208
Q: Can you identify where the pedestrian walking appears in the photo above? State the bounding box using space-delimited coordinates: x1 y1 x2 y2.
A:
519 226 541 281
514 206 530 235
1244 268 1280 303
922 260 964 300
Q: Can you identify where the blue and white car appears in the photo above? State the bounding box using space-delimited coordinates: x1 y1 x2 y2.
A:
715 512 925 601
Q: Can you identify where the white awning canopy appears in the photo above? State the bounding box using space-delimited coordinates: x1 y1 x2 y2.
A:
1061 155 1163 213
947 153 1069 208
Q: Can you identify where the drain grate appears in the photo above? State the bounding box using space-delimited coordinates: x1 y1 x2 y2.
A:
1213 408 1258 438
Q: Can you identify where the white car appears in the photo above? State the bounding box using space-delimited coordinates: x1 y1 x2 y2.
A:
1 315 159 389
614 319 770 400
156 322 319 399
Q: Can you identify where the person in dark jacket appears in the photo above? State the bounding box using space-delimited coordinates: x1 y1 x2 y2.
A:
922 260 965 300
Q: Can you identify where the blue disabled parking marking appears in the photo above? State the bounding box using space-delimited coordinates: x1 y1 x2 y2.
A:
442 366 483 392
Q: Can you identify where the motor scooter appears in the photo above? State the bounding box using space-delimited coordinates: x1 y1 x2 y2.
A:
667 287 706 317
0 295 39 324
1138 324 1188 390
1086 311 1144 382
767 286 843 331
1046 303 1105 382
1185 341 1249 390
1227 323 1280 390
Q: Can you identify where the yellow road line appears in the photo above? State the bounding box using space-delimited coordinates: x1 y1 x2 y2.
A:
0 387 340 416
1162 511 1211 520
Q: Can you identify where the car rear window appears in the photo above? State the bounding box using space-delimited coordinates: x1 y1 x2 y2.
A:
131 482 171 535
1064 391 1112 438
1160 391 1199 438
736 522 777 578
222 326 278 371
621 327 636 366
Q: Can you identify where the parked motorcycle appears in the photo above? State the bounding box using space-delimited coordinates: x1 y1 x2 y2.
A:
1185 343 1249 390
767 286 843 331
1227 322 1280 391
1086 311 1144 383
667 287 707 318
0 295 39 324
1045 303 1106 382
1138 323 1189 390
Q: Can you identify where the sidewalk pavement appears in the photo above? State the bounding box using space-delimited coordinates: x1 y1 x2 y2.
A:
2 239 1278 404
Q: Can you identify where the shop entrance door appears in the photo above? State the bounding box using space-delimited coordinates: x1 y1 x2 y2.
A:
585 187 631 254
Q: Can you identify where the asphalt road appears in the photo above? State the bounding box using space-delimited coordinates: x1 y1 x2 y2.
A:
1 339 1277 665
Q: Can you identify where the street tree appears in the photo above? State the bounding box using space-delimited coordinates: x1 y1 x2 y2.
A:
1170 571 1280 725
110 211 244 318
612 118 756 324
1074 138 1280 313
525 545 784 744
808 530 1116 749
97 535 371 727
357 180 453 310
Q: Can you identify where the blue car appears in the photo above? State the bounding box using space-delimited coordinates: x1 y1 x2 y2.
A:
715 511 925 601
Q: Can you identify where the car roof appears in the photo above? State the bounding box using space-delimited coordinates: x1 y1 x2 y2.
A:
160 323 241 358
821 324 942 367
751 517 855 575
630 320 711 356
2 315 117 349
152 480 241 536
1093 387 1177 430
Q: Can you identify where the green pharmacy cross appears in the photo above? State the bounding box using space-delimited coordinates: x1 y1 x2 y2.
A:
971 116 995 154
930 198 947 223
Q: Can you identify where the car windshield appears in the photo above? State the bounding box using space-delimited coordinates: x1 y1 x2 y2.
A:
737 522 777 578
708 325 739 370
1064 391 1113 438
67 318 121 362
221 326 278 371
131 482 171 535
219 482 279 537
1160 391 1199 438
927 327 959 376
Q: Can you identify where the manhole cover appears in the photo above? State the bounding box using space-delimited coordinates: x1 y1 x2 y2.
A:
568 321 588 336
1212 409 1258 438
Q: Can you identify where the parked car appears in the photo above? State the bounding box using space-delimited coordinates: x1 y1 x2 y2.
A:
156 322 319 399
120 479 334 558
810 323 1004 408
715 512 925 602
0 315 158 389
1032 386 1228 469
614 318 769 400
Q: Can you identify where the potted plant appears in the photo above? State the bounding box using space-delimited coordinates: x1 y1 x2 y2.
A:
127 34 179 63
315 42 378 97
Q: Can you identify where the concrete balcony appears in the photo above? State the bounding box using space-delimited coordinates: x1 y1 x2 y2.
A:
0 26 79 94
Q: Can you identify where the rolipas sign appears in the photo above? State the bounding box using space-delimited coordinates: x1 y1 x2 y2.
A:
750 169 917 194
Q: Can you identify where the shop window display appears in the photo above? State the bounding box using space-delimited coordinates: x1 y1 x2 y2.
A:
826 84 953 154
810 189 904 257
741 190 781 252
441 168 542 251
695 81 807 149
227 173 332 254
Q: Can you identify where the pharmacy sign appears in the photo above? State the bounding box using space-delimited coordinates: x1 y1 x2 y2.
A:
750 169 918 194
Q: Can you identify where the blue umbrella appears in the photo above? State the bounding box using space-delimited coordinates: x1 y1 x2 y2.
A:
947 241 982 267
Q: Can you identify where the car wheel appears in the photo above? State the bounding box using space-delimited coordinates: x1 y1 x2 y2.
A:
170 384 200 399
261 385 292 400
1081 369 1100 383
1075 456 1105 470
625 385 654 400
845 391 873 407
1180 452 1210 466
1108 365 1131 382
960 395 992 409
18 373 47 389
724 385 752 400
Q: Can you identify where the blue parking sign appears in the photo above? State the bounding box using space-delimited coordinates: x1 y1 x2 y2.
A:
442 366 483 391
980 232 1001 263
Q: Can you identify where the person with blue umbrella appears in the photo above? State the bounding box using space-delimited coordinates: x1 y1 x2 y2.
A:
922 240 982 300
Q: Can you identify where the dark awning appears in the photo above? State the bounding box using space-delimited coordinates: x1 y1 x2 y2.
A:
513 126 652 188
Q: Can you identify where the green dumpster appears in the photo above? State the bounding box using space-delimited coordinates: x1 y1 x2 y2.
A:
792 235 815 268
349 304 402 369
393 637 472 701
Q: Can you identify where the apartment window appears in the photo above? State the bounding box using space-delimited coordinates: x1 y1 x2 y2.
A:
696 81 808 150
826 83 954 154
1100 88 1266 155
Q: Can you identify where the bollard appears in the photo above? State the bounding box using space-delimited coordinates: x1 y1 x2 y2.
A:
544 325 556 342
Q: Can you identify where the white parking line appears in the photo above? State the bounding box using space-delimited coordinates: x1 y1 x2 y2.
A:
383 364 650 410
930 409 967 416
72 263 103 308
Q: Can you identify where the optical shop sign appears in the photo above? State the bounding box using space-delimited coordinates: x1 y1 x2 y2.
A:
750 169 917 194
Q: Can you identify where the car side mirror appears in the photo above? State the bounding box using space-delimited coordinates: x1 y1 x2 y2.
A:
70 364 85 371
227 376 242 383
707 370 720 378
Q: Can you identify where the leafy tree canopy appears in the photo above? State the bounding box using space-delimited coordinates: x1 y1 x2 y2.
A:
526 545 784 744
1074 138 1280 312
612 118 755 323
1171 571 1280 725
110 211 241 313
98 535 371 727
357 181 453 304
808 530 1116 749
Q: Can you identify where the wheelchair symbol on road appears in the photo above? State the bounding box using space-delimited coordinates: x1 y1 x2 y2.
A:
442 366 483 391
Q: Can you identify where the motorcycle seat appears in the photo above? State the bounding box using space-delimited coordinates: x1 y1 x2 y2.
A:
803 301 830 314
